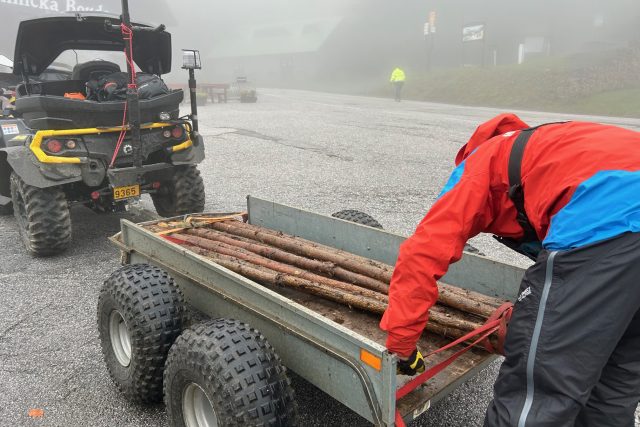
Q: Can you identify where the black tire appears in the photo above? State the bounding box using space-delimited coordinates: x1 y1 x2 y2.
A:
164 318 298 427
331 209 383 229
9 172 71 256
0 201 12 216
97 264 187 403
151 165 205 217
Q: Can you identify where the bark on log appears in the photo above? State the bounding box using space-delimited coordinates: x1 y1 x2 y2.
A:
425 321 467 340
208 221 394 282
171 238 486 334
429 305 484 332
189 228 498 317
183 227 499 324
165 221 510 347
438 282 507 309
175 233 388 302
186 228 389 293
437 284 498 318
193 248 388 314
228 220 393 273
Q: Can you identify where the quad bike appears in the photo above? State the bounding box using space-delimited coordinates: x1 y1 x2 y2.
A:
230 76 258 103
0 7 206 256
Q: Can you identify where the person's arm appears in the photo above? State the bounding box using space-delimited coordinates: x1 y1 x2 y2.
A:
380 158 496 357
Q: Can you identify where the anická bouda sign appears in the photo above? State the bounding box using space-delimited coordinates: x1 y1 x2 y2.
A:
0 0 107 12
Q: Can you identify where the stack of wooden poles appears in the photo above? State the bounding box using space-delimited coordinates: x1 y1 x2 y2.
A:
162 220 507 344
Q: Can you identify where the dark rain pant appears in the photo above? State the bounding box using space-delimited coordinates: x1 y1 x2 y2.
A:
393 81 404 101
484 232 640 427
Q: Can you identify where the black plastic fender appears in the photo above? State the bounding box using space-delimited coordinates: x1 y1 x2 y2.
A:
170 132 205 165
0 145 82 189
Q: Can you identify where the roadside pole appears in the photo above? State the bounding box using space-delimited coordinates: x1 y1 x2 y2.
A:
424 11 437 72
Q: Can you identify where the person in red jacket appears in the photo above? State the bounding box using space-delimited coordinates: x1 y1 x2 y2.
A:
381 113 640 427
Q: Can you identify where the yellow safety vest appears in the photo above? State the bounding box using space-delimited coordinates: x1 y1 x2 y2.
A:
390 68 406 82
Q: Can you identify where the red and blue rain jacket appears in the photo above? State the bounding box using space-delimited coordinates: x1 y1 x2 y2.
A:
380 113 640 357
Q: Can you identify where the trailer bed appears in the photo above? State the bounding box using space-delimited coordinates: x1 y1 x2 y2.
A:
113 196 525 425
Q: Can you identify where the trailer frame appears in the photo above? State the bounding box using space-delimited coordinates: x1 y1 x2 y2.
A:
110 196 526 425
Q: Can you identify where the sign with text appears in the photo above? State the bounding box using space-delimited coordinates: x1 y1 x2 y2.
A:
462 23 484 42
0 0 109 12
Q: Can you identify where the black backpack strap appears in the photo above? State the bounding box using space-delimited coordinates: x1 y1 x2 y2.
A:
492 122 568 259
507 128 538 241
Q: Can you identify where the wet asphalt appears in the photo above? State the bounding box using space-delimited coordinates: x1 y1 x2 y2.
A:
1 89 639 426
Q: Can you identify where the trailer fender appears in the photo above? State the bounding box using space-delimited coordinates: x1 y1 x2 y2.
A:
0 146 82 189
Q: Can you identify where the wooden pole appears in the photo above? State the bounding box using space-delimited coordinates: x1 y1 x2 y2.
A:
207 221 394 282
186 228 390 293
176 234 388 302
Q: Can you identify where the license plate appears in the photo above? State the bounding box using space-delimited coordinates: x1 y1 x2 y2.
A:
113 184 140 200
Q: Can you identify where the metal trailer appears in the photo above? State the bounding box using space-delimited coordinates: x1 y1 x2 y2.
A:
104 196 525 426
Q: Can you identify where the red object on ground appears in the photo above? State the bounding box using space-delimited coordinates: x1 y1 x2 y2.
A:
28 408 44 418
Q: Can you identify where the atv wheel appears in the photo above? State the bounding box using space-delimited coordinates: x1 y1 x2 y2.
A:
164 319 298 427
9 172 71 256
151 166 205 217
97 264 187 403
331 209 383 229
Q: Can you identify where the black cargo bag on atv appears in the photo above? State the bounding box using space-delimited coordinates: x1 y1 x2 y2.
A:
87 72 169 101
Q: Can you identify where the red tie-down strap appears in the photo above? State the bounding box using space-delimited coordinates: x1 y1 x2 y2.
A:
394 302 513 427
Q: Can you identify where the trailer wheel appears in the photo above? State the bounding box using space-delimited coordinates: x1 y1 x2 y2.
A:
9 172 71 256
97 264 186 403
164 319 298 427
151 165 205 217
332 209 383 229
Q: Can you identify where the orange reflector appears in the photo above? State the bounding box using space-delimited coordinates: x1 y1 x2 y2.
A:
360 349 382 371
28 408 44 418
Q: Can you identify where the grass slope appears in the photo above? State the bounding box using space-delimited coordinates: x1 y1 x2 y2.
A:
373 56 640 118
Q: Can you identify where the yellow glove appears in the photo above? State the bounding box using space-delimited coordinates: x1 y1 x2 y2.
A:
397 349 425 376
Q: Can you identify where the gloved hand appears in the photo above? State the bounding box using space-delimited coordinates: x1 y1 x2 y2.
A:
396 348 425 376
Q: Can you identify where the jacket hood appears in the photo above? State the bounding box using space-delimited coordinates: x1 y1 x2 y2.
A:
455 113 529 166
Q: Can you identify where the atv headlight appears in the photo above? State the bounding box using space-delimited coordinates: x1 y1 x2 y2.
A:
182 49 201 70
158 112 171 121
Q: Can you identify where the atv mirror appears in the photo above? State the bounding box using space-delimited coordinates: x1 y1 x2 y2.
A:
182 49 201 70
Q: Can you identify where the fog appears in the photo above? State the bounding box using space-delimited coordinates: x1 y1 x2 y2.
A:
1 0 640 113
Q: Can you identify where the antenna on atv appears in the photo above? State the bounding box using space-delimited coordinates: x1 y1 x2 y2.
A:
120 0 142 168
